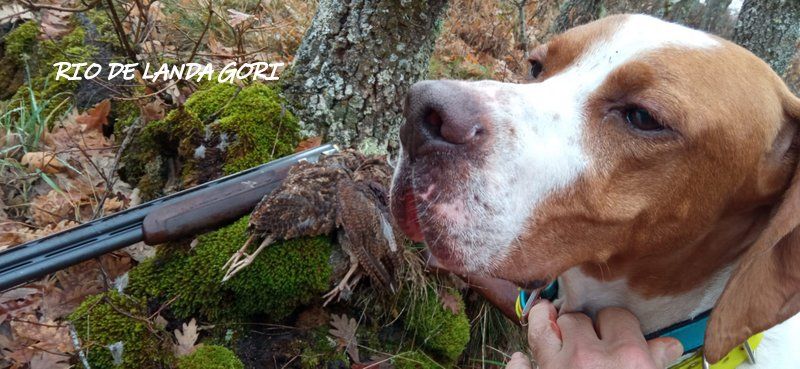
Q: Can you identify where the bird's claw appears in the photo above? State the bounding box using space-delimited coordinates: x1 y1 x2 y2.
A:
221 235 274 282
322 264 360 306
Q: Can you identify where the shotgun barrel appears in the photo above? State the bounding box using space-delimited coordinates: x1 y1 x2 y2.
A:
0 144 337 291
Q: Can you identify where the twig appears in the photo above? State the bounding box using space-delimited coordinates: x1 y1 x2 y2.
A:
0 9 32 23
203 86 242 124
104 0 139 66
187 2 214 64
101 295 164 337
21 0 102 12
114 80 180 101
148 293 180 320
93 115 142 219
68 322 92 369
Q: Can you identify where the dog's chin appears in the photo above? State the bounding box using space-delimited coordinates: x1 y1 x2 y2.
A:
391 172 471 273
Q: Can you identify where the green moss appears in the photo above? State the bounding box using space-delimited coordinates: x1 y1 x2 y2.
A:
68 291 172 369
5 20 96 119
121 82 299 200
127 216 333 321
393 350 442 369
404 287 470 365
4 21 39 63
177 345 244 369
85 8 119 45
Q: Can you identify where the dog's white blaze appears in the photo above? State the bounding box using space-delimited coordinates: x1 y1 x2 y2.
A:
457 15 719 273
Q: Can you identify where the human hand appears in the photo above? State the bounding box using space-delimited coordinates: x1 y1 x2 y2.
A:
505 301 683 369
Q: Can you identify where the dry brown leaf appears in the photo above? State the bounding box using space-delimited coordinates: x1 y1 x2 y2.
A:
21 152 64 174
123 241 156 262
75 99 111 133
294 136 322 153
174 318 200 357
227 9 255 27
39 8 72 39
0 4 33 26
103 197 125 212
31 190 77 226
29 351 69 369
438 288 461 314
143 98 166 123
10 315 72 353
329 314 360 363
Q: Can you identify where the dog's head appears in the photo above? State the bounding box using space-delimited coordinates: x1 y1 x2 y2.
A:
391 14 800 361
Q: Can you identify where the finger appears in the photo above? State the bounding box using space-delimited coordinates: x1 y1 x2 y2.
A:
505 352 532 369
647 337 684 369
557 312 598 344
527 300 562 362
595 307 648 345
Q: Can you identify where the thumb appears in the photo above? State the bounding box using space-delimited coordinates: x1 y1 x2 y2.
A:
505 352 533 369
647 337 684 369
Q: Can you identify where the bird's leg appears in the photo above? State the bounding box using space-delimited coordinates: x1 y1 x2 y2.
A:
222 235 255 271
221 235 275 282
322 263 359 306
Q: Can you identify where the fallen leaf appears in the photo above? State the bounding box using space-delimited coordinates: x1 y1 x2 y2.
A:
438 288 461 314
29 351 69 369
0 3 33 26
294 136 322 152
174 318 200 357
143 98 166 123
21 152 64 174
39 8 72 39
227 9 255 27
329 314 360 363
154 315 169 329
123 241 155 262
75 99 111 133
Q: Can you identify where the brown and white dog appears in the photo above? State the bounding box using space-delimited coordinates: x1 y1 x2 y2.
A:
390 14 800 368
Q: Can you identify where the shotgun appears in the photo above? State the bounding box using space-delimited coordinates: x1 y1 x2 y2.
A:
0 144 338 291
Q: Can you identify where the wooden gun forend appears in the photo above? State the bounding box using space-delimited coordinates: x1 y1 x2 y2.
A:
0 144 337 291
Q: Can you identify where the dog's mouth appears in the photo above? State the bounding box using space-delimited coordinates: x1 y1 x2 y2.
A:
395 189 424 243
391 162 470 272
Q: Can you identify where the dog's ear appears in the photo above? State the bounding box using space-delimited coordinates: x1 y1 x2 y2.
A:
704 91 800 363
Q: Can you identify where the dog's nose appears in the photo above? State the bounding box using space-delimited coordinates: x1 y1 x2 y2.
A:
400 80 488 158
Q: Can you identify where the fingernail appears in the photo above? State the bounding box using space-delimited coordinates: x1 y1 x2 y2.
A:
511 352 524 360
668 341 684 358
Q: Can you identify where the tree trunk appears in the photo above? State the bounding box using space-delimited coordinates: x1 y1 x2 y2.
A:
550 0 602 34
283 0 448 154
549 0 736 38
733 0 800 94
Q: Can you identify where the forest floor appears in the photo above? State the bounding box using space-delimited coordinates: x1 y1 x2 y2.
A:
0 1 555 368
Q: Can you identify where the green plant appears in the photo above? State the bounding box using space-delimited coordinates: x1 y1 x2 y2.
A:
393 350 443 369
404 287 471 365
177 345 244 369
1 66 72 158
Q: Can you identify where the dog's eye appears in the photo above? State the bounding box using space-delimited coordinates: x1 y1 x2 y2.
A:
529 60 543 79
625 108 663 131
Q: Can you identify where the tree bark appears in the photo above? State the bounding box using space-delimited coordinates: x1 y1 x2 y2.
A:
283 0 448 154
549 0 736 38
733 0 800 93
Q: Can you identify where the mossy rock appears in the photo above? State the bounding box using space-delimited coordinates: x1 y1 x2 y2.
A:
177 345 244 369
404 287 470 365
4 21 39 63
127 216 333 321
121 82 300 200
68 290 173 369
3 19 97 119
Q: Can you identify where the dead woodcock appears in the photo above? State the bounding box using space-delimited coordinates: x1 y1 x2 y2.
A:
221 149 404 305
